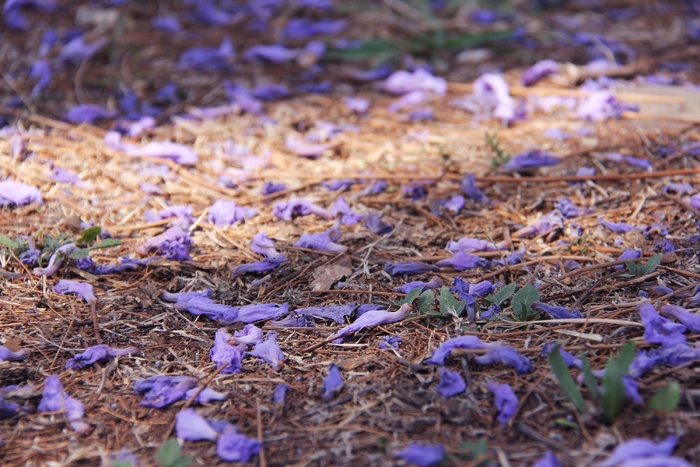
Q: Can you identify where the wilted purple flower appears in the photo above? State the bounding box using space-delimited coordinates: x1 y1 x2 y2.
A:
77 255 154 275
613 249 642 270
577 91 637 121
533 451 563 467
163 289 238 322
406 108 435 122
450 277 476 303
0 180 43 206
252 84 290 100
244 44 297 63
401 183 428 200
178 38 235 71
395 443 445 467
273 198 333 221
437 368 466 398
223 82 263 114
295 232 347 253
599 219 635 233
295 303 356 324
599 436 678 467
447 237 499 253
383 69 447 96
487 380 518 424
284 17 346 38
475 346 533 374
38 375 86 431
364 214 393 235
556 197 585 218
322 363 343 400
329 303 412 342
426 335 490 365
133 375 198 408
467 73 523 124
385 261 439 275
395 276 442 294
29 59 52 97
657 344 700 366
501 150 560 173
470 280 496 297
663 183 694 195
250 233 282 259
541 343 582 368
138 227 193 261
53 279 96 304
639 303 687 348
144 205 193 229
231 324 264 345
185 387 228 404
232 257 286 276
650 286 674 296
248 332 285 371
65 344 138 370
345 96 370 114
217 425 262 463
459 174 488 204
690 194 700 210
32 243 76 277
237 303 289 323
378 335 403 349
481 303 502 319
260 181 286 196
522 59 559 86
66 104 117 124
176 408 219 441
348 65 392 81
0 345 29 362
208 200 258 226
332 197 363 225
359 180 388 196
532 302 582 319
659 305 700 333
19 240 39 265
210 329 246 374
436 253 485 271
127 141 198 165
514 211 563 238
322 179 355 191
442 195 465 214
272 384 289 405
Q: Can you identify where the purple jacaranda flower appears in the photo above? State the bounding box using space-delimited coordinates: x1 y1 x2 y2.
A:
29 59 52 98
426 335 490 365
690 284 700 304
475 346 533 374
232 324 264 345
53 279 96 304
66 104 117 124
261 181 287 195
295 303 356 324
599 436 678 467
614 249 642 270
469 280 496 297
447 237 501 253
436 253 485 271
133 375 198 408
272 383 289 405
38 375 87 432
285 136 334 158
385 261 439 275
178 38 235 71
577 91 637 121
329 303 412 343
222 82 263 114
272 313 316 327
401 183 427 200
659 305 700 333
0 180 43 206
138 227 193 261
364 214 393 235
690 194 700 210
152 15 182 33
437 368 466 398
532 302 582 319
284 17 346 38
639 303 687 348
210 329 247 374
556 197 585 218
487 380 518 424
388 89 428 111
650 285 674 296
162 289 238 322
19 240 39 264
618 456 692 467
481 303 502 319
176 408 219 441
65 344 138 370
395 276 442 294
252 84 290 100
656 344 700 366
332 197 364 225
0 345 29 362
4 0 57 12
456 73 524 124
345 96 370 114
273 198 333 221
145 205 193 229
295 232 347 253
395 443 445 467
541 343 582 368
217 424 262 463
522 59 559 86
322 363 343 400
248 332 285 371
378 335 403 349
0 396 20 419
599 219 635 233
501 149 560 173
296 80 332 94
237 303 289 324
185 387 228 404
450 277 476 303
59 36 108 64
76 255 154 275
322 179 355 191
514 211 563 238
442 195 465 214
347 65 392 81
598 152 652 170
383 69 447 96
208 200 258 226
32 243 76 277
127 141 198 165
359 180 388 196
232 257 286 276
461 174 489 203
533 451 563 467
663 183 694 195
244 44 297 63
250 232 283 259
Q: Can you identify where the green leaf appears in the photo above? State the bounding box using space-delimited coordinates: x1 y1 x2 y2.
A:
0 235 18 249
512 284 539 309
416 289 435 314
487 282 516 305
617 341 636 374
156 438 182 467
601 359 625 424
554 418 579 430
88 238 122 250
647 381 680 412
68 248 90 259
642 253 663 274
172 457 193 467
580 354 600 400
111 461 134 467
438 286 466 317
77 226 101 245
403 287 423 306
326 39 401 60
548 344 586 413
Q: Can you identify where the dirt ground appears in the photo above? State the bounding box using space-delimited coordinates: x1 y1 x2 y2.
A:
1 1 700 466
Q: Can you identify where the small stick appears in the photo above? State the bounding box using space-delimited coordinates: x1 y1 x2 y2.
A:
256 397 267 467
90 302 102 345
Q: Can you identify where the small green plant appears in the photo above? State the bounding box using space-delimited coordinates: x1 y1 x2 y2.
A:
510 284 540 321
458 438 489 466
625 253 663 277
156 438 193 467
485 282 516 306
647 381 681 412
568 231 593 255
111 461 134 467
485 131 512 168
437 286 466 317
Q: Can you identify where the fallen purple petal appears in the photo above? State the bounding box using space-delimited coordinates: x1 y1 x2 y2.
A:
273 198 333 221
127 142 198 165
236 303 289 323
38 375 85 426
447 237 500 253
599 436 678 467
273 384 289 405
659 305 700 333
138 227 193 261
329 303 412 343
383 69 447 96
501 150 560 173
461 174 489 203
541 343 582 368
295 303 356 324
522 59 559 86
639 303 687 348
294 232 347 253
378 335 403 349
210 329 247 374
0 345 29 362
487 380 518 424
533 451 563 467
532 302 582 319
184 387 228 404
53 279 96 304
32 243 76 277
217 425 262 463
395 443 445 467
232 257 286 276
0 180 43 206
364 214 393 235
475 346 533 374
176 408 219 441
426 335 490 365
436 368 466 398
435 253 485 271
395 276 442 294
133 375 198 408
66 104 117 123
322 363 343 399
248 332 285 370
385 261 439 275
65 344 138 370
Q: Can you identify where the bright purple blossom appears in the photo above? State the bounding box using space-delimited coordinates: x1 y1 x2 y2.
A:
273 384 289 405
332 197 364 225
176 408 219 441
248 332 285 370
501 150 560 173
599 436 678 467
639 303 687 348
487 380 518 424
0 180 43 206
461 173 489 203
435 253 485 270
600 219 635 233
294 232 347 253
0 345 29 362
454 73 524 124
244 44 297 63
578 91 637 121
447 237 500 253
232 324 264 345
426 335 490 365
38 375 87 432
53 280 96 304
273 198 333 220
186 387 227 404
395 276 442 294
522 59 559 86
236 303 289 323
133 375 198 408
138 227 193 261
232 257 286 276
322 363 343 400
328 303 412 342
261 181 286 195
395 443 445 467
65 344 138 370
532 302 582 319
217 425 262 463
556 197 585 218
437 368 466 398
250 233 283 259
208 200 258 226
475 346 533 374
76 255 154 275
659 305 700 333
162 289 238 322
383 69 447 96
210 329 247 374
364 214 393 235
385 261 439 275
